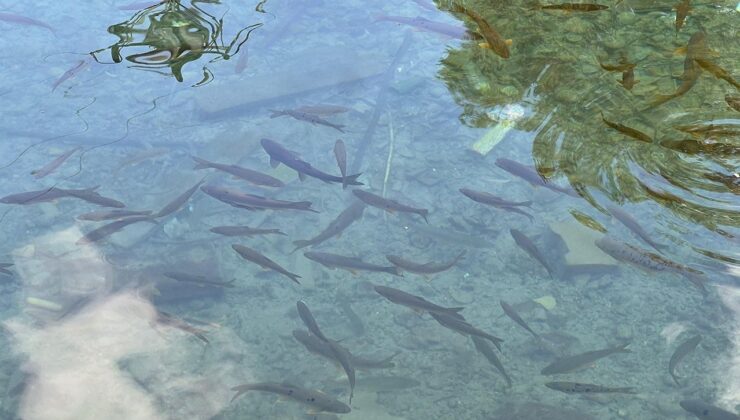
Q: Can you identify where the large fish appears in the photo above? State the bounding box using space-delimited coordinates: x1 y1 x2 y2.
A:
261 138 362 185
541 342 631 375
154 178 205 218
209 225 286 237
293 330 396 369
192 156 284 187
76 215 155 245
429 311 504 350
201 185 317 213
545 381 635 394
386 251 465 275
651 32 706 107
232 244 301 284
0 186 124 207
269 109 345 132
230 382 351 413
459 188 533 222
32 147 79 178
374 285 464 315
471 336 511 387
155 310 209 343
680 399 739 420
297 300 330 342
304 251 401 276
334 139 348 189
495 158 579 197
500 300 539 339
449 3 510 58
510 229 555 279
606 205 665 252
669 335 701 385
292 201 365 251
594 236 707 292
352 189 429 223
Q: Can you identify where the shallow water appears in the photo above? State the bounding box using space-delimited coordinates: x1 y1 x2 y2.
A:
0 0 738 419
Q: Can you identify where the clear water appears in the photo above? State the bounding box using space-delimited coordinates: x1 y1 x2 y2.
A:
0 0 738 419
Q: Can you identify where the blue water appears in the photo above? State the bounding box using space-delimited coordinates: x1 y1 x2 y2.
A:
0 0 738 419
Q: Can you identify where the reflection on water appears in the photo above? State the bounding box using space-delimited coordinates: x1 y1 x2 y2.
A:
0 0 738 419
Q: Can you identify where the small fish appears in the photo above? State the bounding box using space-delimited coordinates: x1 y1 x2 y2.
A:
295 105 351 116
535 3 608 11
352 189 429 223
209 226 286 237
304 251 401 276
326 339 356 404
598 59 635 72
261 139 362 185
293 330 396 369
680 399 739 420
669 335 701 385
0 186 124 207
471 336 512 387
52 60 88 92
386 251 465 275
334 139 348 189
297 300 330 342
606 205 665 252
232 244 301 284
76 215 154 245
726 95 740 112
230 382 351 413
500 300 539 339
674 0 691 33
0 12 54 33
449 4 511 58
374 285 464 315
619 67 638 90
510 229 555 279
694 58 740 89
31 147 80 178
495 158 579 197
269 109 345 132
430 311 504 351
601 113 652 142
541 342 631 375
155 310 209 343
651 32 705 107
292 201 365 251
201 185 318 213
545 381 635 394
154 178 205 218
459 188 533 222
77 209 152 221
163 272 236 288
192 156 284 187
374 15 471 40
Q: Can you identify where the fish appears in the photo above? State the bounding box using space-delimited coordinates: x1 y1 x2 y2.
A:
292 201 365 251
726 95 740 112
269 109 345 132
209 225 286 237
163 272 236 288
674 0 691 33
261 138 362 185
495 158 579 197
694 58 740 89
601 113 652 142
386 251 465 275
535 3 608 11
52 60 88 92
459 188 534 222
297 300 330 342
155 310 209 343
326 339 356 404
651 32 706 107
201 185 318 213
31 147 79 178
293 330 396 369
0 263 13 276
192 156 284 187
77 209 153 221
619 67 638 90
154 178 205 218
669 335 701 385
541 342 631 375
680 399 740 420
545 381 635 394
606 205 665 252
500 300 539 339
448 4 510 58
295 105 351 116
594 236 707 292
471 336 512 387
430 311 504 351
230 382 351 413
0 186 124 207
334 139 348 189
76 215 155 245
510 229 555 279
374 285 464 315
304 251 401 276
0 12 55 33
374 15 472 40
231 244 301 284
352 189 429 223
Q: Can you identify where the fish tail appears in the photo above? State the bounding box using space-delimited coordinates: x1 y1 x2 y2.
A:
268 110 283 118
289 273 302 284
490 337 504 352
420 210 430 224
344 173 363 186
274 229 288 236
291 240 310 253
334 124 345 133
192 156 210 169
295 201 319 213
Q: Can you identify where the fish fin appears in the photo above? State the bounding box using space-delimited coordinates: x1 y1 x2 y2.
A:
345 173 363 185
420 210 429 224
671 373 680 386
269 157 280 168
298 172 306 181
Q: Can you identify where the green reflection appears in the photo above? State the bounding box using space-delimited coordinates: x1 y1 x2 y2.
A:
91 0 261 85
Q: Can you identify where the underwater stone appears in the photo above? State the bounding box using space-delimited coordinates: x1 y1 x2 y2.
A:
549 221 617 266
